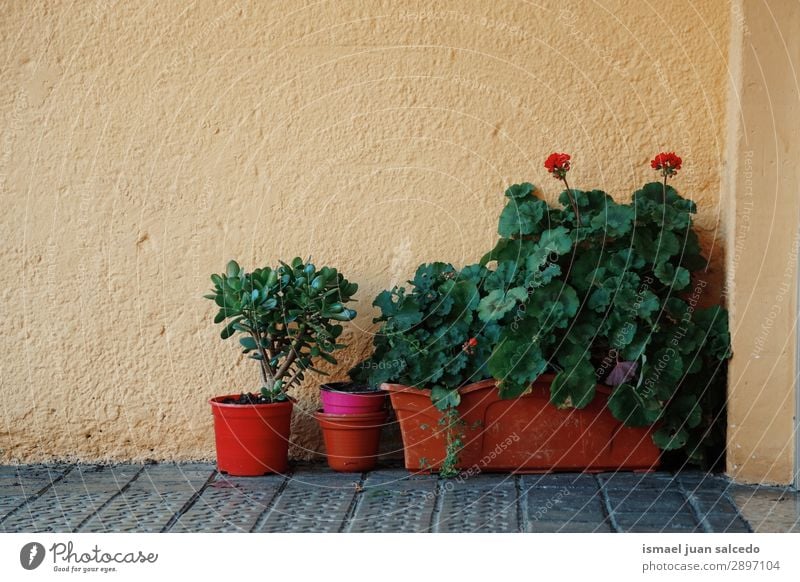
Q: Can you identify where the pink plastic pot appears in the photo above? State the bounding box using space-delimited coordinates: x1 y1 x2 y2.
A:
320 382 386 415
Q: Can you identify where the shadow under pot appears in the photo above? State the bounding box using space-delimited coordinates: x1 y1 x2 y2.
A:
319 382 387 415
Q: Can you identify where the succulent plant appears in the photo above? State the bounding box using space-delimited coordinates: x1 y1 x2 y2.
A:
206 258 358 402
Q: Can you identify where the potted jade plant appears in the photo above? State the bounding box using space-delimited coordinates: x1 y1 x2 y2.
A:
353 152 730 476
205 258 357 476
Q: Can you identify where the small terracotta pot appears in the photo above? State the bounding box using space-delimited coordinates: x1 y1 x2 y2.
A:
319 382 387 414
209 395 293 476
315 409 388 472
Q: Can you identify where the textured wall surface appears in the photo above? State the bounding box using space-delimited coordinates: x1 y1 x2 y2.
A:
1 0 730 462
725 0 800 486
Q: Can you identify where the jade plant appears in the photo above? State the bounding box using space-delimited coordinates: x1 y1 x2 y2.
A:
206 258 358 403
355 152 730 468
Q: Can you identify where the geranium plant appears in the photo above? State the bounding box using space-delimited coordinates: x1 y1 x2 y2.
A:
206 258 358 403
355 152 730 467
480 153 729 463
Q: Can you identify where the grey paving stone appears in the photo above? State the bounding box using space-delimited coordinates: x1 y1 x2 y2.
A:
0 496 28 517
522 473 599 489
0 464 72 478
0 465 137 533
607 490 688 513
730 486 800 533
51 464 140 492
171 481 282 532
139 463 215 483
435 475 518 533
78 474 207 533
348 471 438 532
527 488 605 514
0 465 72 496
530 520 612 533
613 510 699 532
598 472 678 491
255 471 359 533
0 464 778 533
678 471 730 492
2 490 121 533
704 515 751 533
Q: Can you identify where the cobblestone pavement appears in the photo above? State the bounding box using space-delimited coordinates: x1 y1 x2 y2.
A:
1 463 797 533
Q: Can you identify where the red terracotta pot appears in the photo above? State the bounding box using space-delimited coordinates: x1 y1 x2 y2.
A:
315 410 388 472
209 395 293 476
383 374 660 473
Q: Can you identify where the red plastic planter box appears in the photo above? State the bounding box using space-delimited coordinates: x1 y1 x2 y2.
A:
383 374 659 473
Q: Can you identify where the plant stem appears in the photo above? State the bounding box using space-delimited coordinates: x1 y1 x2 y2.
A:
273 331 306 382
562 176 581 226
662 173 668 201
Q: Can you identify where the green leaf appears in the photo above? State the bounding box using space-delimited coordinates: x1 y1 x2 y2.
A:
220 320 238 340
607 383 662 427
550 357 596 409
431 385 461 411
504 182 534 199
588 288 611 312
670 394 702 429
226 260 241 278
652 426 689 450
239 336 257 350
489 337 547 397
590 203 634 238
526 227 573 271
497 197 548 237
320 352 338 365
477 287 527 322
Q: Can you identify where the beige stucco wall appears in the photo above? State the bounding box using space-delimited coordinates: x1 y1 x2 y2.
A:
1 1 732 463
725 0 800 486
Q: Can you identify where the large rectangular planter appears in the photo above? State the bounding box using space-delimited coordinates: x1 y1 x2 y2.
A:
382 375 660 473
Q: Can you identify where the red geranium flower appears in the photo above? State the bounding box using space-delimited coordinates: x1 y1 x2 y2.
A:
462 337 478 354
651 152 682 178
544 152 571 179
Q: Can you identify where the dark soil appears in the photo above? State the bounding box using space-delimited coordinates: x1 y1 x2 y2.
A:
320 382 381 394
221 393 275 405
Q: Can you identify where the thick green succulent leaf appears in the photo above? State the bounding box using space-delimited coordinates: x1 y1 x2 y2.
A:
226 260 241 278
220 320 238 340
